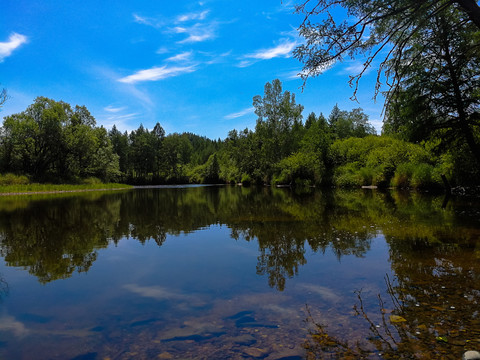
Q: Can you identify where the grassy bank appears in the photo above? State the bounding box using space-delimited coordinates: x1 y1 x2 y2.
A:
0 182 132 195
0 183 132 195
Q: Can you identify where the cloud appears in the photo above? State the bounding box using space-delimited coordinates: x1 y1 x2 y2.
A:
340 61 372 76
177 10 210 23
133 14 164 28
165 51 193 63
118 65 196 84
283 69 303 80
0 315 29 337
91 64 153 108
0 33 28 62
124 284 185 301
101 112 139 132
133 9 215 44
238 39 297 67
247 39 297 60
98 105 139 132
173 22 217 43
224 107 254 120
156 47 170 55
104 105 127 113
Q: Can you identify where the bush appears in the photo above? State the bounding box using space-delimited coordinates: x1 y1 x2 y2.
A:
358 167 375 186
82 177 102 185
274 151 324 187
391 163 416 188
333 163 363 187
0 173 30 185
241 173 252 186
411 163 435 189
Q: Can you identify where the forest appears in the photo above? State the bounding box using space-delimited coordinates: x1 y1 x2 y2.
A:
0 77 477 189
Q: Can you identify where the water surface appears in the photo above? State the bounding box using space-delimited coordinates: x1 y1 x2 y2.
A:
0 186 479 359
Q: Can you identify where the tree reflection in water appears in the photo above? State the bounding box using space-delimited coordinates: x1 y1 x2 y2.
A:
0 273 8 302
0 187 478 290
0 187 479 358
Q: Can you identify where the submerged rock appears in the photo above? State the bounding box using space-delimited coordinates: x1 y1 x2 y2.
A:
463 351 480 360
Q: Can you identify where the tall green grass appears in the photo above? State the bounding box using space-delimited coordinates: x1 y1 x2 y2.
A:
0 183 132 194
0 173 131 193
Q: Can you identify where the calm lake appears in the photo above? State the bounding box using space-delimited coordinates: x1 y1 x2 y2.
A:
0 186 479 359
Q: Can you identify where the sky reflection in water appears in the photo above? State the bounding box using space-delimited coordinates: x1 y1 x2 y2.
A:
0 187 479 359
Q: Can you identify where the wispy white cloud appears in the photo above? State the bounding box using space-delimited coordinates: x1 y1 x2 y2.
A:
247 39 297 60
91 65 153 108
104 105 127 113
0 33 28 62
156 47 170 55
101 112 139 132
118 65 196 84
224 107 254 120
133 9 215 44
340 61 372 76
165 51 193 63
177 10 210 23
98 105 139 132
173 22 217 43
283 69 303 80
133 13 164 28
200 50 231 65
239 39 297 67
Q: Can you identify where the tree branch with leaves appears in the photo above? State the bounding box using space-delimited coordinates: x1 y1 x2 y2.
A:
294 0 480 169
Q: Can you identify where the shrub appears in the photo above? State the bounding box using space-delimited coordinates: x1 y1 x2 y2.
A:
241 173 252 186
411 163 435 189
0 173 30 185
333 163 363 187
82 177 102 185
392 163 416 188
358 167 375 186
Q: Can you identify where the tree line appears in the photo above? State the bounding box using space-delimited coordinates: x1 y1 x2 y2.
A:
0 76 478 187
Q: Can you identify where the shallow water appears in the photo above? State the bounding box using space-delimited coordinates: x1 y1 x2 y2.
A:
0 186 479 359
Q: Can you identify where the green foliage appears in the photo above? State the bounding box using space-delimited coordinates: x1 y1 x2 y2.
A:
384 6 480 168
0 173 30 186
333 162 364 188
241 173 252 186
186 154 221 184
2 76 475 189
253 79 305 181
391 163 416 188
328 105 376 139
274 151 324 186
295 0 480 176
411 163 435 189
0 97 120 183
331 136 443 188
82 176 102 185
0 183 130 194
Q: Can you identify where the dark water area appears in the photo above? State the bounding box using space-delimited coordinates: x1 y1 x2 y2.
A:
0 186 479 359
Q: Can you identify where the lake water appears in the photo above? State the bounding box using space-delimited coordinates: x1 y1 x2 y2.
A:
0 186 479 359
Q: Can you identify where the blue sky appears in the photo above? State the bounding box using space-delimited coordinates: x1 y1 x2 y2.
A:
0 0 384 139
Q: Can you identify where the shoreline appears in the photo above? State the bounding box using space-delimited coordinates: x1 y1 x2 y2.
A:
0 187 131 197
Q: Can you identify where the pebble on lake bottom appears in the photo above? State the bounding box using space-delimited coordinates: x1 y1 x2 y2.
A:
463 350 480 360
